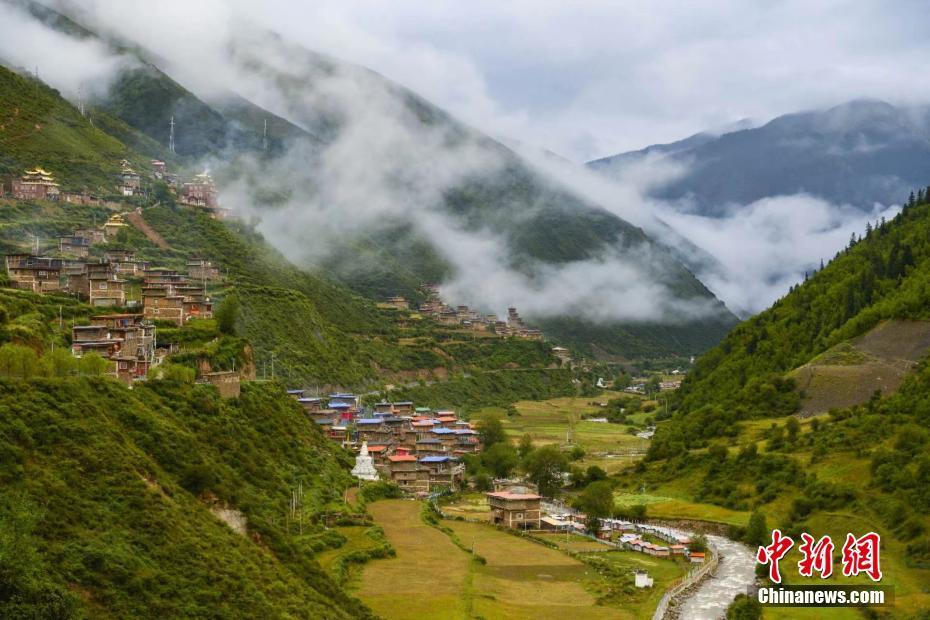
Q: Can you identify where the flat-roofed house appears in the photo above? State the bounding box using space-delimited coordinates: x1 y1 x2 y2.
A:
420 456 465 491
143 288 185 324
203 371 240 398
487 491 542 529
87 264 126 307
5 255 62 293
385 454 429 493
58 235 91 258
187 258 221 281
415 437 445 456
297 397 323 413
392 401 414 415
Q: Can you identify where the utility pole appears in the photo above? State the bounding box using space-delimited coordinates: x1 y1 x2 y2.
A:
262 118 268 152
168 115 176 154
271 352 276 379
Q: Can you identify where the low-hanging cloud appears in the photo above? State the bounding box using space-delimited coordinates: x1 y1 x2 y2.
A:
655 195 901 317
6 0 896 328
0 2 133 98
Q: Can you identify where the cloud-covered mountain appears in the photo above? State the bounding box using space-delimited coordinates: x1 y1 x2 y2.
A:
0 0 737 359
589 99 930 216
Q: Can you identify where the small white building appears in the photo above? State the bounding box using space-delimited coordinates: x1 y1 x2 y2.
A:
634 571 654 588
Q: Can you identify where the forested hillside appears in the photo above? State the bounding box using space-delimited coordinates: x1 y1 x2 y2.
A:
0 376 374 619
673 189 930 429
631 188 930 610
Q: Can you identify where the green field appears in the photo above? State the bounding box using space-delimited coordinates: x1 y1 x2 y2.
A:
483 393 649 474
357 501 472 619
354 499 688 619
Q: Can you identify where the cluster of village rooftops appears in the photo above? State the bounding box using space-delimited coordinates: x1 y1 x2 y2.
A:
307 392 707 566
383 285 550 341
3 162 228 218
4 209 223 384
287 391 477 493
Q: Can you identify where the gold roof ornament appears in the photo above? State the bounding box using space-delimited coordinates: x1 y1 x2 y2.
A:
104 213 128 228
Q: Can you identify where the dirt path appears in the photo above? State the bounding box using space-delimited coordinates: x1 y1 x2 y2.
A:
126 208 170 249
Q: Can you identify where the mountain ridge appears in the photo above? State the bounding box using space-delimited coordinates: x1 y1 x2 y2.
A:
589 99 930 215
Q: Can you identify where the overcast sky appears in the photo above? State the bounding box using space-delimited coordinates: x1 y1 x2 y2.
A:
213 0 928 162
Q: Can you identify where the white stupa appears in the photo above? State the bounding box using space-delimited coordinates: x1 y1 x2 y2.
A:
351 441 380 481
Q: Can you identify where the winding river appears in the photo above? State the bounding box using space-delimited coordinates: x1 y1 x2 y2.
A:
675 534 757 619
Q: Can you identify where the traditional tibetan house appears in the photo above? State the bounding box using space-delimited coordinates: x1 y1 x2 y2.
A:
487 491 541 530
203 371 240 398
297 397 323 413
384 296 409 310
180 172 218 208
5 255 62 293
71 314 155 382
187 258 221 281
58 235 91 258
11 167 60 200
419 456 465 491
142 287 185 324
385 455 429 493
86 263 126 307
119 163 142 196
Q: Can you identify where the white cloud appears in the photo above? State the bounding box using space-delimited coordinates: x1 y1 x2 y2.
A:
0 3 132 98
656 195 901 316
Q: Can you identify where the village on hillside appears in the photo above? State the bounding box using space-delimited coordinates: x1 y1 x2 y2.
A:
5 161 229 217
1 157 705 589
382 286 544 340
1 161 232 385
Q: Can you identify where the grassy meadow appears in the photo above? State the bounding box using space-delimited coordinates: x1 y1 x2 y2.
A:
347 499 689 619
478 392 650 474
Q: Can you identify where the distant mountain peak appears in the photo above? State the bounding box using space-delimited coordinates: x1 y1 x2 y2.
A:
589 99 930 215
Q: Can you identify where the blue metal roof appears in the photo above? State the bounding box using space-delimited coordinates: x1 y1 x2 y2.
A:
430 428 455 435
328 402 352 409
298 397 321 403
356 418 382 424
329 393 357 398
416 438 442 444
419 456 453 463
287 389 304 394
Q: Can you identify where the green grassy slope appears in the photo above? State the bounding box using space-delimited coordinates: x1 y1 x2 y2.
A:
675 192 930 420
0 65 173 192
0 377 370 619
633 190 930 616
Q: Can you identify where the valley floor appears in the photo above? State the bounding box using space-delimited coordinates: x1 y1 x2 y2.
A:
343 499 689 619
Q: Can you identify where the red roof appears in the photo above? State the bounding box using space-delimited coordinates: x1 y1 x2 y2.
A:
366 445 388 452
689 552 706 558
487 491 541 500
388 455 417 462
